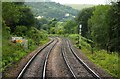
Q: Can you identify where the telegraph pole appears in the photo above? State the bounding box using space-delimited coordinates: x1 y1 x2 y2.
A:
78 24 82 49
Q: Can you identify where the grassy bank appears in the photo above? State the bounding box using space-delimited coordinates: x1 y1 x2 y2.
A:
2 24 49 73
2 38 49 73
68 34 118 77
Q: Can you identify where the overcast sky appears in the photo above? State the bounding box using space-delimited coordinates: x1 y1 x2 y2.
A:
2 0 116 4
51 0 108 4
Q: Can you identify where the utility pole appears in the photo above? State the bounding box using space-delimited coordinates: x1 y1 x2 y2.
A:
78 24 82 49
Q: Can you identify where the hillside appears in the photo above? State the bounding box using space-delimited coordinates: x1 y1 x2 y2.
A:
25 2 79 21
65 4 95 10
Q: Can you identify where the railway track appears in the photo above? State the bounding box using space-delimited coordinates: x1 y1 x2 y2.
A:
61 38 101 79
17 38 58 79
17 37 101 78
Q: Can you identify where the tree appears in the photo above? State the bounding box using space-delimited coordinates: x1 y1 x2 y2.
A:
63 20 77 34
76 7 95 38
107 2 120 52
2 2 35 33
35 18 49 30
18 7 35 27
14 26 27 36
55 22 64 34
41 24 49 31
2 2 20 32
88 5 110 49
48 18 57 34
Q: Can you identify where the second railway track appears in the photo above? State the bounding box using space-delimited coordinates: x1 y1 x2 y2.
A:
61 38 101 79
17 38 58 79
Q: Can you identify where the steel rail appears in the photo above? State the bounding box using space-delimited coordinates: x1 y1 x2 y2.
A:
42 38 59 79
17 39 55 79
67 39 101 79
61 42 77 79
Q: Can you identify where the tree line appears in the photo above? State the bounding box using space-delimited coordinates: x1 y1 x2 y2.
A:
2 2 119 53
2 2 48 45
75 2 120 52
62 2 120 53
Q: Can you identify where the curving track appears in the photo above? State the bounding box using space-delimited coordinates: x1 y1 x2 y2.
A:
17 38 58 79
61 38 101 79
16 37 102 79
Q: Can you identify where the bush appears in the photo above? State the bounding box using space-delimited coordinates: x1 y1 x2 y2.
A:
14 26 27 36
2 22 49 72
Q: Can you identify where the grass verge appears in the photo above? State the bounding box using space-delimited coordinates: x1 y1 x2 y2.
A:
68 34 118 77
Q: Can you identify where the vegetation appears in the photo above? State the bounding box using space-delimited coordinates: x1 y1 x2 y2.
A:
25 2 78 21
1 1 119 78
88 5 110 49
63 20 77 34
76 7 95 38
76 2 120 52
65 1 119 77
2 2 48 73
68 34 118 77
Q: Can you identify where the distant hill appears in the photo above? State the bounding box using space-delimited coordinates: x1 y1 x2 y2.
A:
25 2 79 21
64 4 95 10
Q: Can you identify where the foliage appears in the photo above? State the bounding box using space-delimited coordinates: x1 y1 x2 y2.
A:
2 2 20 32
26 27 48 45
48 19 58 34
55 22 64 34
88 2 120 52
63 20 77 34
14 26 27 36
68 2 119 77
34 18 49 30
75 3 120 52
88 5 110 49
25 2 78 21
76 7 95 38
18 6 35 27
68 34 91 50
82 47 118 77
106 2 120 52
2 2 35 33
2 2 49 73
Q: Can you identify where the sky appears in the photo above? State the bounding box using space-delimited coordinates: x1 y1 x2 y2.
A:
2 0 115 5
51 0 107 4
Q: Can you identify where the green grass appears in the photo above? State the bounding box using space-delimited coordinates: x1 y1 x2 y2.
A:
2 38 49 73
68 34 118 77
2 26 49 73
82 47 118 77
2 39 36 72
